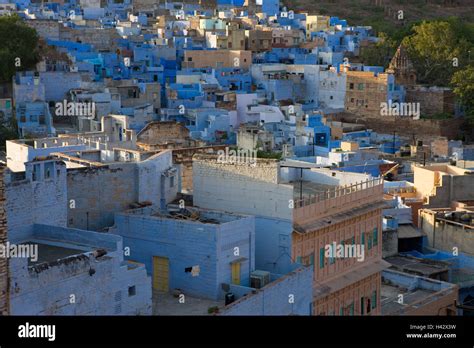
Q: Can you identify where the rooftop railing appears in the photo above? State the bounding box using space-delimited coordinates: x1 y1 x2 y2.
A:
293 177 384 225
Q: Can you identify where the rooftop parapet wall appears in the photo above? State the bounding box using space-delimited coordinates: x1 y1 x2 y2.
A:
192 154 293 220
293 178 384 226
193 154 280 184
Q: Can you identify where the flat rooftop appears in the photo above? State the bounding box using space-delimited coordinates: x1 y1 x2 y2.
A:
152 290 223 316
386 255 449 279
381 281 438 315
381 269 457 315
24 241 87 266
291 181 336 201
124 206 247 224
418 164 472 176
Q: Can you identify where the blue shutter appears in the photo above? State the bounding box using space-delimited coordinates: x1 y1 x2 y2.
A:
319 248 325 269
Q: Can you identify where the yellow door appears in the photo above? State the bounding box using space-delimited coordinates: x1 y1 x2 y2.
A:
153 256 169 292
231 262 240 285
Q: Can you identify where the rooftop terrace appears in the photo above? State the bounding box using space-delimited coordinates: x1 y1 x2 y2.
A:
381 269 457 315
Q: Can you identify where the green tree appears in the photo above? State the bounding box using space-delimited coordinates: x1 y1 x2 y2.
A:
0 15 39 83
360 32 398 68
451 65 474 123
402 21 472 86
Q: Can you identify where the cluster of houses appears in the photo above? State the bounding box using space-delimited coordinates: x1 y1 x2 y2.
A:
0 0 473 316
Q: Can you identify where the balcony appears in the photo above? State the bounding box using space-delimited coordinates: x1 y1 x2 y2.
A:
293 178 384 226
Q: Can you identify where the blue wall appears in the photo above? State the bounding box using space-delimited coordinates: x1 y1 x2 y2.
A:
219 266 313 315
254 216 293 275
112 209 255 300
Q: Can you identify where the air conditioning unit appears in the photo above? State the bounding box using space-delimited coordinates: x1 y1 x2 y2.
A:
250 270 270 289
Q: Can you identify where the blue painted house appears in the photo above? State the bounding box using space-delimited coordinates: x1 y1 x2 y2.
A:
112 206 255 300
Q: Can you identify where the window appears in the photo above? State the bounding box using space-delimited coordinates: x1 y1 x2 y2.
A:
350 302 354 316
368 233 372 250
372 290 377 309
361 233 365 246
32 164 40 182
128 286 136 297
187 57 192 61
170 175 175 188
357 83 364 90
319 248 325 269
339 307 343 316
330 96 333 100
349 83 354 90
360 297 364 315
373 227 378 246
301 254 310 265
296 256 302 264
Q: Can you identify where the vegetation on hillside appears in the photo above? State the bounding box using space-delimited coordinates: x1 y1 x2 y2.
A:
0 15 40 145
0 15 39 83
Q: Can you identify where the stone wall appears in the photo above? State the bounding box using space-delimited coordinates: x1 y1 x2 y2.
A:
27 20 120 52
420 210 474 254
5 162 68 238
26 20 61 40
67 153 177 231
406 87 455 116
172 146 226 193
328 112 464 141
194 154 280 184
137 121 190 144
